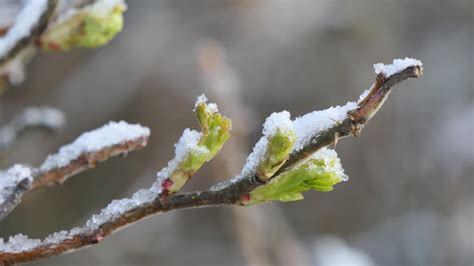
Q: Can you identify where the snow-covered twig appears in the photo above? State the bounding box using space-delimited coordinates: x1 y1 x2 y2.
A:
0 0 126 88
0 106 65 151
0 0 57 67
0 165 33 222
276 60 423 175
0 121 150 221
0 59 422 264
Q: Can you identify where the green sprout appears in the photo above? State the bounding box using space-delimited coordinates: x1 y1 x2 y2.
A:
39 0 126 51
246 148 347 205
166 100 231 193
256 127 296 180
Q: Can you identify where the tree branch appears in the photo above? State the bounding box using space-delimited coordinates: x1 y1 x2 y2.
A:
31 136 148 190
0 60 422 264
0 122 150 221
276 65 423 175
0 0 57 67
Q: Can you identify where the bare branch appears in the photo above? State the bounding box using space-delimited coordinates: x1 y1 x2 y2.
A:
0 61 422 264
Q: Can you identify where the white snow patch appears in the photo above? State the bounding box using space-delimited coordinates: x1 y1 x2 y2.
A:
207 103 219 113
374 57 422 77
43 230 70 245
357 88 371 104
39 121 150 172
0 234 41 253
293 101 357 152
212 111 294 190
262 110 292 136
157 95 223 182
195 94 208 108
85 183 162 230
241 111 293 177
194 93 219 113
0 183 164 253
0 0 48 59
239 137 269 179
156 128 205 181
310 148 348 181
0 164 33 205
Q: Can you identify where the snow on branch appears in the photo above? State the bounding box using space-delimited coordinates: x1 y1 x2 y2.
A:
0 97 230 263
0 165 33 215
276 59 423 174
374 57 423 78
156 95 231 195
0 59 422 264
0 0 57 66
0 106 65 151
0 121 150 221
234 111 295 182
0 0 126 88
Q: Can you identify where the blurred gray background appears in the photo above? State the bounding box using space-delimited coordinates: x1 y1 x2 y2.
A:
0 0 473 265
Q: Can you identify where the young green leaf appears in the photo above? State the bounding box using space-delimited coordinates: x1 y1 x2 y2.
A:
246 148 347 205
162 97 231 193
39 0 126 51
256 127 296 180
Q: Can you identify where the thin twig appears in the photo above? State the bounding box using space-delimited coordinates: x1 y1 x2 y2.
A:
0 63 422 264
275 66 423 176
0 127 149 221
0 0 57 67
31 136 148 189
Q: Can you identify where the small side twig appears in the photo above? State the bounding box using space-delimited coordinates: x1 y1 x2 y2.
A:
31 136 148 190
0 121 150 221
0 0 57 67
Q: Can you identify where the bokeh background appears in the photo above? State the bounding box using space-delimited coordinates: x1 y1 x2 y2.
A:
0 0 473 265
